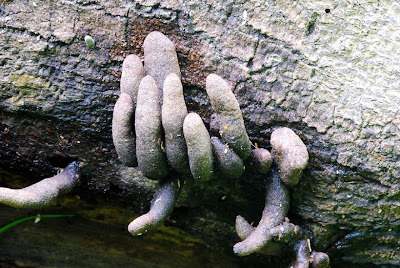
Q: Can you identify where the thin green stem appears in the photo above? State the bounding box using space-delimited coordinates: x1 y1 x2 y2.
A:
0 214 75 233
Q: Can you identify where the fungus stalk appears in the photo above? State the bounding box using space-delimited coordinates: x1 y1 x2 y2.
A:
0 161 80 209
233 168 290 256
128 177 179 236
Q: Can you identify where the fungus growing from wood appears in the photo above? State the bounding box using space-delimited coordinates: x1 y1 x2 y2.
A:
0 161 80 209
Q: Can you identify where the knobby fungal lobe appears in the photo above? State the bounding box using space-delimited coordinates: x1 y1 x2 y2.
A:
247 148 273 174
112 93 137 167
162 73 190 176
270 127 309 187
120 54 144 106
0 161 80 209
206 74 252 160
183 112 214 181
233 169 289 256
143 31 181 93
128 177 179 236
211 137 244 179
135 75 168 180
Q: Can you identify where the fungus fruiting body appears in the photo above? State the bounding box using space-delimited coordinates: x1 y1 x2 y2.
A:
135 75 168 180
270 127 309 186
0 161 80 209
211 137 244 179
206 74 252 160
128 177 179 236
162 73 190 176
233 168 290 256
112 31 329 267
112 93 137 167
183 112 214 181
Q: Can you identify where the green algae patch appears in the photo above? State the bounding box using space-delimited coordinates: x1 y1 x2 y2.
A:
10 74 51 91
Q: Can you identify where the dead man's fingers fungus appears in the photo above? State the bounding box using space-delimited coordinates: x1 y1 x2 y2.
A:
310 252 330 268
206 74 252 160
247 148 273 174
233 169 290 256
143 31 181 92
0 161 80 209
112 93 137 167
183 113 214 181
128 177 179 236
120 54 144 106
162 73 190 176
270 127 309 187
210 137 244 179
292 239 311 268
135 75 168 180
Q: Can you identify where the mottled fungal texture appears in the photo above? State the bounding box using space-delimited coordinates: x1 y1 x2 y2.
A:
270 127 309 187
109 31 328 266
135 75 168 180
233 168 329 267
292 239 311 268
206 74 252 160
183 113 214 181
310 252 330 268
128 177 179 236
211 137 244 179
233 169 290 256
0 162 80 209
112 93 137 167
162 73 190 176
120 54 144 106
247 148 273 174
143 31 181 92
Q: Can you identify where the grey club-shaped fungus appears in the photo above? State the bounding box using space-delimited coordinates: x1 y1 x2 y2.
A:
162 73 190 176
183 112 214 181
206 74 252 160
233 168 290 256
290 240 329 268
210 137 244 179
270 127 309 187
135 75 168 180
0 161 80 209
143 31 181 92
247 148 273 174
128 177 179 236
120 54 144 106
112 32 329 267
112 93 137 167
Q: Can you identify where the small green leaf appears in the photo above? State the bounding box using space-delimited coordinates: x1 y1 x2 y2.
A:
85 35 95 48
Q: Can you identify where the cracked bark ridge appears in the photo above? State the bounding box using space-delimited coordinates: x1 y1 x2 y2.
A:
162 73 190 176
128 177 179 236
0 161 80 209
211 137 244 179
206 74 252 160
112 93 137 167
183 112 214 181
247 148 273 174
135 75 168 180
233 168 290 256
143 31 181 93
120 54 144 106
270 127 309 187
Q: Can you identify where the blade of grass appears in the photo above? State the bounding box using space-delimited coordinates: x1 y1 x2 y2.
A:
0 214 75 233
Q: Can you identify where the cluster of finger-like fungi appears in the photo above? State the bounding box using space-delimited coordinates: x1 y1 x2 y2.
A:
112 31 329 267
0 161 80 209
233 129 329 267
